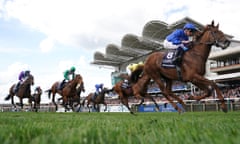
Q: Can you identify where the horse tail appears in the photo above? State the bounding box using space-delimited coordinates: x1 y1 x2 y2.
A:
45 89 52 99
131 64 144 83
5 94 11 100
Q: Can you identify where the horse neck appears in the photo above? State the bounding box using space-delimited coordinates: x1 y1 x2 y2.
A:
99 91 106 99
69 79 81 90
190 35 213 63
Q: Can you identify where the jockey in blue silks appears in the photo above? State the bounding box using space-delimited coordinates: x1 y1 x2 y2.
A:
93 83 103 100
163 23 197 64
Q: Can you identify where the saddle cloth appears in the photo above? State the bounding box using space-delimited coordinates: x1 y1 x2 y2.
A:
161 50 178 68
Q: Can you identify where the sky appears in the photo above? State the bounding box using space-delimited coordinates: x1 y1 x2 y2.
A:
0 0 240 104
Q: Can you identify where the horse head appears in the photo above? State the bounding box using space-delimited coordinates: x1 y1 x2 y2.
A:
24 74 34 86
33 86 42 104
74 74 84 89
201 20 230 49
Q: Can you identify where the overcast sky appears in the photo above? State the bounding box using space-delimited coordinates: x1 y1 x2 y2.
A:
0 0 239 103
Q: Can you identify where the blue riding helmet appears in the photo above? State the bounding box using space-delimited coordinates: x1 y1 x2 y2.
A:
183 23 197 31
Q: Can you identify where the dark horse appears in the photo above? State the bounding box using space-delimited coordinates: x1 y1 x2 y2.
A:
82 87 110 112
46 74 84 111
29 86 42 112
112 73 159 114
5 74 34 109
132 21 230 113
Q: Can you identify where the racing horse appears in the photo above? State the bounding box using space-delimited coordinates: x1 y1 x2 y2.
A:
82 87 110 112
57 81 85 111
112 73 159 115
5 74 34 109
46 74 84 111
29 86 42 112
131 21 230 113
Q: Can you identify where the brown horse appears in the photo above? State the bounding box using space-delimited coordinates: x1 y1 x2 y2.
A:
29 86 42 112
112 73 159 114
5 74 34 109
132 21 230 113
46 74 84 111
82 87 110 112
57 81 85 111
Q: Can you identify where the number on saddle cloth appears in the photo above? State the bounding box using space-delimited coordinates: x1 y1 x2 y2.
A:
161 50 178 68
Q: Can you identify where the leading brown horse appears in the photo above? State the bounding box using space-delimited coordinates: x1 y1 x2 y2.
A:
132 21 230 113
5 74 34 109
46 74 84 111
112 73 159 114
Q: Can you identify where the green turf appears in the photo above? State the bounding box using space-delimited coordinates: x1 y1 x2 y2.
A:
0 112 239 144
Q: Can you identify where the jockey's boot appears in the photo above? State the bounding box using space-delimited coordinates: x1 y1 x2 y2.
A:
59 80 65 90
93 92 98 100
173 47 184 65
14 82 20 93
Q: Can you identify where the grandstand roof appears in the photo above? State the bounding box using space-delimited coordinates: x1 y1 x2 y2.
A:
209 46 240 60
91 17 234 68
91 17 205 67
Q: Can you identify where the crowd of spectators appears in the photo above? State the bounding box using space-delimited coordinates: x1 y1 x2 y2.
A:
106 83 240 105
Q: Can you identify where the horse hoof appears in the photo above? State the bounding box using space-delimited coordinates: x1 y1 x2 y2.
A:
222 107 228 113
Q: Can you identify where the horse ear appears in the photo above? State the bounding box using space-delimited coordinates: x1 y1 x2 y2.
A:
216 23 219 29
211 20 215 26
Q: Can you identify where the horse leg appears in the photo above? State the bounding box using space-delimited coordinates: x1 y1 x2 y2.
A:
11 95 17 110
154 78 183 113
121 97 134 114
62 96 69 111
166 81 186 111
19 98 24 110
191 75 227 112
103 102 107 112
145 94 159 111
189 82 211 100
87 102 91 113
52 93 58 111
137 98 144 106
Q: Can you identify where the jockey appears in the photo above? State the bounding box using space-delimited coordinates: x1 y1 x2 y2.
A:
93 83 103 100
123 61 144 88
59 66 76 90
163 23 197 64
14 70 31 93
126 63 138 76
95 83 104 95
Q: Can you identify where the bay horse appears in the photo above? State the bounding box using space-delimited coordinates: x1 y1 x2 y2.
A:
46 74 84 111
29 86 42 112
132 21 230 113
5 74 34 109
57 81 85 111
82 87 110 112
112 73 159 115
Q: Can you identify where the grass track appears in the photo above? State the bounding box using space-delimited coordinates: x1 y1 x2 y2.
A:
0 112 239 144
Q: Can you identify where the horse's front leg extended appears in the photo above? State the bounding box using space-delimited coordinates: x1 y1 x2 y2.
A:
103 102 107 112
11 96 16 109
192 76 227 113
